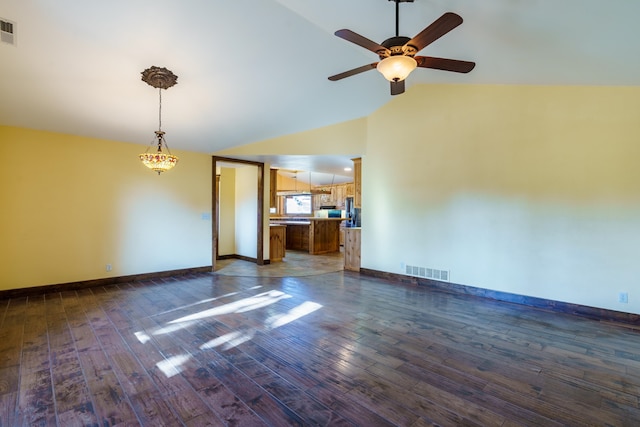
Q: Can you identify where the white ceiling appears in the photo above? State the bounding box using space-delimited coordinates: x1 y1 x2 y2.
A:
2 1 639 184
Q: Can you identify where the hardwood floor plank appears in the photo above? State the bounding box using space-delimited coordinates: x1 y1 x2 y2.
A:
78 349 139 425
17 368 56 425
2 297 27 328
0 365 19 396
344 383 421 426
128 389 182 426
306 382 396 427
245 365 336 426
56 400 100 426
184 412 226 427
197 377 270 426
0 299 8 329
0 326 23 367
206 356 307 426
0 392 18 427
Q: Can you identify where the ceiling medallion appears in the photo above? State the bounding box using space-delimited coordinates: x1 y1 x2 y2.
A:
139 66 179 175
141 66 178 89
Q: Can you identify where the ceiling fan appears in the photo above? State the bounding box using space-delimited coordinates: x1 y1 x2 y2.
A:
328 0 475 95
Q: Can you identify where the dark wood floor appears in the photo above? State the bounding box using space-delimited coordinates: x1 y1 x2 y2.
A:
2 271 640 426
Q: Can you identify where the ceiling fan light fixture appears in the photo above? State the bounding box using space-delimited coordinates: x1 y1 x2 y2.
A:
376 55 417 82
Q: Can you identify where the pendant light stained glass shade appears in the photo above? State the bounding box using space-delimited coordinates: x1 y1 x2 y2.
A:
139 131 178 174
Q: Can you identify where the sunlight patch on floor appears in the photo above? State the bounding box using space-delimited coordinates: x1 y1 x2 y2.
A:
156 354 191 377
168 290 291 323
200 330 256 351
136 287 324 378
265 301 323 329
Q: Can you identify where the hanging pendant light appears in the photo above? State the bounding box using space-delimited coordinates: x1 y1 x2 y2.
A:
139 66 179 175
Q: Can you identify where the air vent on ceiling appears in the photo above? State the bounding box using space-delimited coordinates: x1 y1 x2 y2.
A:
1 19 16 45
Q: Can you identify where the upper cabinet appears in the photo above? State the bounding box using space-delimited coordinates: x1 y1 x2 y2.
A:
312 182 354 209
272 168 357 213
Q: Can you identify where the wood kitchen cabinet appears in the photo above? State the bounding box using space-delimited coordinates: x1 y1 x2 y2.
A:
285 223 310 251
269 225 286 262
312 182 355 209
270 218 343 254
344 227 361 271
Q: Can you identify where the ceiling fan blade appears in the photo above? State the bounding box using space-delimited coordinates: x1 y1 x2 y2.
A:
415 56 475 73
335 29 390 55
390 80 405 96
328 63 378 81
405 12 463 52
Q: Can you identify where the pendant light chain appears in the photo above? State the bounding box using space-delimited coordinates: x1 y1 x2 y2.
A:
158 87 162 132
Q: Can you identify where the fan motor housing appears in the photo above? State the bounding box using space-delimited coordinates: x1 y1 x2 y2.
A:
379 36 416 59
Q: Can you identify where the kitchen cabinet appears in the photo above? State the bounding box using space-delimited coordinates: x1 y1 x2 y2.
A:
285 222 310 251
270 218 344 254
312 182 355 209
344 227 361 271
269 225 286 262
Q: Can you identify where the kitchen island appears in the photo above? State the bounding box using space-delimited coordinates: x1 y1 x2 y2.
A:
269 217 345 255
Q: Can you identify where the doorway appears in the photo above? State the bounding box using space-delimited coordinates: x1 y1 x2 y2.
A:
212 156 265 271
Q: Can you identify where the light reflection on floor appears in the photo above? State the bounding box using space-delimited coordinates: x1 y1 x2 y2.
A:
137 286 324 378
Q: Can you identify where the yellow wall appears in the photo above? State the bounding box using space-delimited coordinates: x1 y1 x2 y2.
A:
0 126 212 290
234 165 259 258
218 167 236 256
216 116 367 156
364 84 640 313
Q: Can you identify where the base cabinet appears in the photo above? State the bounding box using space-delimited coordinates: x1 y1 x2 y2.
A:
344 228 361 271
269 225 286 262
285 224 309 251
309 220 341 255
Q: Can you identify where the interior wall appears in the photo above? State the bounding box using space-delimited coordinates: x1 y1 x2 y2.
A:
215 116 367 156
364 84 640 314
234 165 258 258
0 126 212 291
217 167 236 256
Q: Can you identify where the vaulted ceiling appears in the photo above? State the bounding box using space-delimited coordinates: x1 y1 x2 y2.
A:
2 1 639 182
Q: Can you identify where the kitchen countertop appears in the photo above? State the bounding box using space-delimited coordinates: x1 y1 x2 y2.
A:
270 220 311 225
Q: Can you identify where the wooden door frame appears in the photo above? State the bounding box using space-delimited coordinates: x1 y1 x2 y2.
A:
212 156 265 271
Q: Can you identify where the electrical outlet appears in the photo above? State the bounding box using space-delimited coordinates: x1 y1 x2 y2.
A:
106 264 112 272
618 292 628 303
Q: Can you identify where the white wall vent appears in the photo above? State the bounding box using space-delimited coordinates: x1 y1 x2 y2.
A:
1 19 16 45
405 264 450 282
